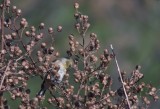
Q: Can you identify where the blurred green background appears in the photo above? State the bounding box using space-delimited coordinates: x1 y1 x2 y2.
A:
5 0 160 108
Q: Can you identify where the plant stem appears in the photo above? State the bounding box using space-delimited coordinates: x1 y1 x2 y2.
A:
110 44 131 109
0 60 12 90
0 0 6 62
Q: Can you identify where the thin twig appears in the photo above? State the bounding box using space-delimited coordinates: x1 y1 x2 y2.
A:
110 44 131 109
100 84 105 99
0 1 7 107
0 0 6 62
0 60 12 90
48 89 60 107
16 28 36 65
54 85 73 109
77 65 102 95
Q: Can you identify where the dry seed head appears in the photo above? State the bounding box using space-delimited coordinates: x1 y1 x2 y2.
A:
26 45 31 51
25 31 30 37
104 49 109 55
4 21 9 27
84 23 90 29
39 22 45 29
11 95 16 100
74 2 79 9
48 27 54 34
75 41 79 47
48 98 52 104
45 55 50 62
100 55 105 60
38 57 43 62
78 48 84 55
75 23 80 29
1 49 6 55
148 91 154 96
83 15 88 21
153 95 159 101
35 34 42 41
66 103 71 108
0 4 3 9
16 9 22 16
41 43 46 48
30 41 36 47
90 33 97 39
49 47 54 51
64 73 69 79
31 32 36 37
69 40 74 46
22 82 27 87
109 91 115 96
68 34 74 40
90 55 97 62
11 32 17 39
12 6 17 12
136 65 141 70
20 19 28 27
54 52 59 57
5 0 11 7
151 87 156 92
30 26 36 32
49 47 54 54
5 34 12 40
57 25 62 32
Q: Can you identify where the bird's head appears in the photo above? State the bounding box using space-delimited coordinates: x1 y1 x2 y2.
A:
61 58 73 69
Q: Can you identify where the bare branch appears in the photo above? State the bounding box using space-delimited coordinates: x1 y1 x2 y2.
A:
110 44 131 109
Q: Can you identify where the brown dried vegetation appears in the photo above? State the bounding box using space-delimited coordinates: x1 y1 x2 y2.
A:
0 0 159 109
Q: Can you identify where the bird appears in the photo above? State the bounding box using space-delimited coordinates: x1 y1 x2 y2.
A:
37 58 73 96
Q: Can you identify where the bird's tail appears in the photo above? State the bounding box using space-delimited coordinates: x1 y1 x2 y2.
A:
37 88 46 96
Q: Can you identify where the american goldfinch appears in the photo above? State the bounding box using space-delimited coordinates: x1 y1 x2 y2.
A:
37 58 73 96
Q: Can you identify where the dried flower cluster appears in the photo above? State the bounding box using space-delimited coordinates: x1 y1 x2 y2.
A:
0 0 159 109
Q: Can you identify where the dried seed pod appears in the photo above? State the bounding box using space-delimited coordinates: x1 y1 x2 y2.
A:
90 55 97 62
31 32 36 37
48 98 52 104
84 23 90 29
75 23 80 30
74 2 79 9
12 6 17 13
135 65 141 70
90 33 97 39
151 87 156 92
153 95 159 101
25 31 30 37
143 97 150 105
11 32 17 39
5 0 11 7
41 43 46 48
16 9 22 16
68 34 74 41
39 22 45 29
48 47 54 54
54 52 59 57
104 49 109 56
78 48 84 55
57 25 62 32
69 40 74 46
38 57 43 62
30 26 36 32
1 49 6 55
48 27 54 34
